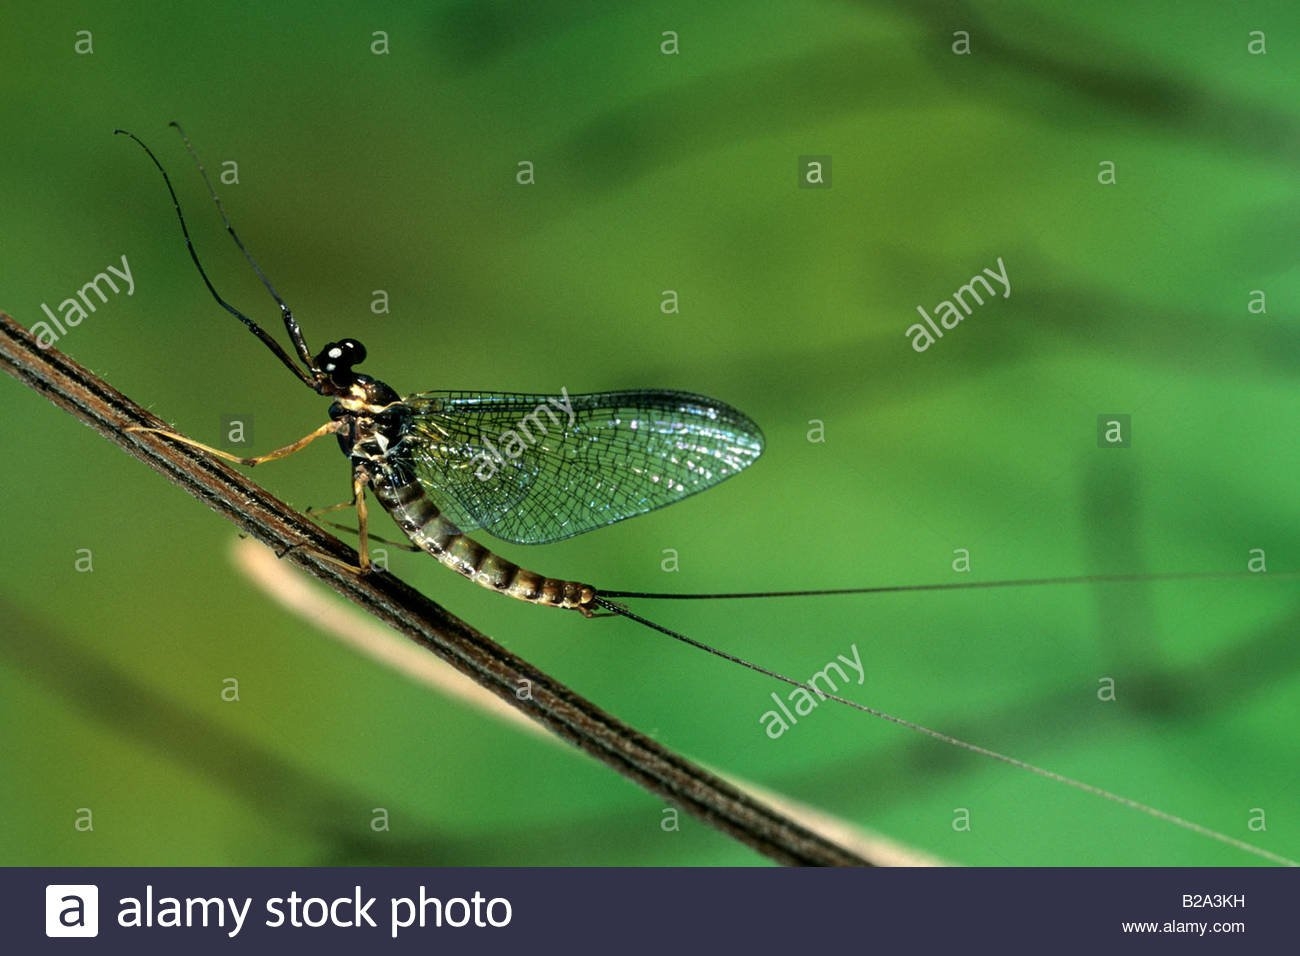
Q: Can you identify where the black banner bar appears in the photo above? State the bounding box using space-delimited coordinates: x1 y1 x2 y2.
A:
8 867 1290 953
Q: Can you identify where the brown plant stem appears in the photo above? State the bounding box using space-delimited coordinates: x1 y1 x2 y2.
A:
0 311 872 867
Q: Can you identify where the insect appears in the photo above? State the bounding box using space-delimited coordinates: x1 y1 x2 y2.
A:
111 127 1294 868
115 125 763 615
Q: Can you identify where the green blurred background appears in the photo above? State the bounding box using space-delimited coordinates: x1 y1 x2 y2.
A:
1 1 1296 866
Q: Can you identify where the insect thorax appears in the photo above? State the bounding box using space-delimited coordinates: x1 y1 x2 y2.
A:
328 375 411 462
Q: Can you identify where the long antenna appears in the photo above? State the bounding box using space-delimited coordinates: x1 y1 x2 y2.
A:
167 121 317 371
593 596 1297 866
114 126 315 387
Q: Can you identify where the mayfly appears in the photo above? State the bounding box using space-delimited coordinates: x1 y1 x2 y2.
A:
115 124 763 615
109 126 1295 866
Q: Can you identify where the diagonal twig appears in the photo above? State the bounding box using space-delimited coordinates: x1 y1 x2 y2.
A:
0 311 873 867
232 537 945 866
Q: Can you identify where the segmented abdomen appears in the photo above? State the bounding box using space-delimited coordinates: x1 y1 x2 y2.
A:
369 466 597 614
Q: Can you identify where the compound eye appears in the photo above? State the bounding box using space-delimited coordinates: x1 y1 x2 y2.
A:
317 338 366 375
338 339 366 365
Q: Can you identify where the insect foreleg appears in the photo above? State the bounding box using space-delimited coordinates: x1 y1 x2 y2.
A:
127 419 343 467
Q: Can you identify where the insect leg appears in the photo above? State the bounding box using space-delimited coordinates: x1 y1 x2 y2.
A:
352 466 371 571
312 517 421 552
307 489 419 552
305 499 358 518
127 420 342 466
281 471 374 575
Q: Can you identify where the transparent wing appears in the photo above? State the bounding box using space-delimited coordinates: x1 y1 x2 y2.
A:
400 390 764 544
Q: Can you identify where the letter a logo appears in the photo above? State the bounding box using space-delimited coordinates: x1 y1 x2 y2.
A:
45 884 99 937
